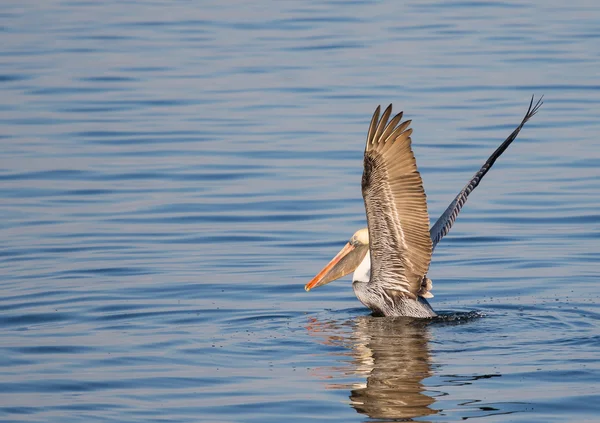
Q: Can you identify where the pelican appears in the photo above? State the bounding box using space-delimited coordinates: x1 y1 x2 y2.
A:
305 96 543 317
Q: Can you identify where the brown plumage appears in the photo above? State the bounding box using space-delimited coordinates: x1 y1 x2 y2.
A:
362 105 433 300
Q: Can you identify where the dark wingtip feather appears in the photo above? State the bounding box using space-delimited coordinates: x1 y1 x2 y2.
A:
523 95 544 123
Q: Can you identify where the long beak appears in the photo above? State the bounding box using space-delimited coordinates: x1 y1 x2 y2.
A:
305 242 365 292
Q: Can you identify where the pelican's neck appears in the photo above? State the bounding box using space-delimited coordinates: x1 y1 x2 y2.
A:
353 250 371 282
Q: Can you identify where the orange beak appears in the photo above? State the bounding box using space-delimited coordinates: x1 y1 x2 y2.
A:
305 242 366 291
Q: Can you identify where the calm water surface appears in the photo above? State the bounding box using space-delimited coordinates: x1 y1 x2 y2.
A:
2 1 600 422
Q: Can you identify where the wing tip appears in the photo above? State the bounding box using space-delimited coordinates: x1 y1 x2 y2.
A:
367 105 382 146
523 94 544 124
365 104 411 152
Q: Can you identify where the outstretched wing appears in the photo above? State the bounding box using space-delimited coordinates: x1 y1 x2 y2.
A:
361 105 432 298
430 95 543 249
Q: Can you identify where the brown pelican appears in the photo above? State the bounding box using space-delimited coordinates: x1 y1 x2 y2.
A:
305 96 543 317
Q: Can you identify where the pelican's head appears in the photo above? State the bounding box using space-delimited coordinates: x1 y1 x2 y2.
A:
304 228 370 292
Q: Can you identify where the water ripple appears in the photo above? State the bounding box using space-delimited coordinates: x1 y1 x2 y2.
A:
1 1 600 422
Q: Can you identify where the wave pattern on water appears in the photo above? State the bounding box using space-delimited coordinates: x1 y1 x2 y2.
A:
2 0 600 422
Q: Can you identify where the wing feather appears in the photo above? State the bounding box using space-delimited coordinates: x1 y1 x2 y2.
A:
362 105 432 297
367 106 381 145
430 95 543 249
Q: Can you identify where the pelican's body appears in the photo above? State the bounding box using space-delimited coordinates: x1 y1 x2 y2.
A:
351 250 436 317
305 97 543 317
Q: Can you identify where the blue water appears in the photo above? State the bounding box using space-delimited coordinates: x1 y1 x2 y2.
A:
2 1 600 421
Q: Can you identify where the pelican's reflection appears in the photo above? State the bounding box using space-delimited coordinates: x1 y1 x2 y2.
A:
306 315 437 421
